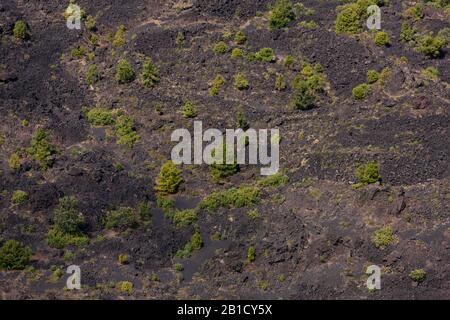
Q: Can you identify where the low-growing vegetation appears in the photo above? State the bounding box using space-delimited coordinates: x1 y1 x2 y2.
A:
0 240 32 270
199 185 260 212
27 129 57 169
155 161 183 195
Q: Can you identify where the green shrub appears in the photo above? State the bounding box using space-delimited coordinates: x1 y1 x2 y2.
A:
247 246 256 262
283 55 296 68
8 153 21 171
46 228 89 249
112 25 126 48
115 59 135 83
13 20 28 40
85 15 97 31
155 161 183 194
421 66 440 80
86 64 99 86
118 254 129 264
416 35 447 57
234 31 247 44
138 202 151 220
291 80 315 110
247 209 260 219
191 232 203 250
367 70 379 84
355 161 381 185
176 31 185 47
181 100 198 118
209 75 225 96
437 27 450 43
373 227 394 248
400 22 417 43
374 31 390 46
172 209 198 227
409 269 426 283
11 190 28 205
269 0 296 30
209 144 239 181
141 58 159 88
27 129 57 169
53 196 85 235
0 240 32 270
258 172 289 188
176 232 203 258
104 207 139 231
213 41 228 54
199 186 260 212
299 20 318 29
231 48 244 58
116 281 133 294
275 74 287 91
70 46 86 58
86 108 115 126
352 83 370 100
234 73 249 90
115 115 140 146
335 3 360 35
255 48 275 63
404 5 424 21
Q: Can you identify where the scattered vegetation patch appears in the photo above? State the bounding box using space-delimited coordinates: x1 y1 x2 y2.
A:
421 66 440 81
13 20 28 40
181 100 198 118
27 129 57 169
209 75 225 96
258 172 289 188
254 48 276 63
355 161 381 186
231 48 244 58
374 31 391 46
116 281 133 294
155 161 183 195
234 73 249 90
409 269 426 283
141 58 159 88
335 0 376 35
367 70 380 84
8 153 21 171
199 186 260 212
115 115 140 146
86 64 99 86
104 207 139 231
172 209 198 227
70 46 86 59
269 0 296 30
213 41 228 54
86 108 115 126
247 246 256 262
115 59 135 83
112 25 126 48
373 227 394 249
416 34 447 58
0 240 32 270
176 232 203 258
234 31 247 44
209 144 239 181
53 197 85 235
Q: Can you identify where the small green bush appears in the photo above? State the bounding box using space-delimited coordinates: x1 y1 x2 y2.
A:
176 31 185 47
400 22 417 43
209 75 225 96
155 161 183 194
416 35 447 58
269 0 296 30
352 83 370 100
86 108 115 126
86 64 99 86
356 161 381 185
209 144 239 181
258 172 289 188
46 228 89 249
181 100 198 118
172 209 198 227
373 227 394 248
299 20 318 29
374 31 390 46
335 3 360 35
213 41 228 54
191 232 203 250
234 31 247 44
291 80 315 110
112 25 126 48
409 269 426 283
234 73 249 90
115 115 140 146
0 240 32 270
141 58 159 88
283 55 296 68
118 254 129 264
13 20 28 40
70 46 86 59
367 70 380 84
199 186 260 212
247 246 256 262
176 232 203 258
85 15 97 31
8 153 21 171
421 66 440 80
115 59 135 83
27 129 57 169
231 48 244 58
404 5 424 21
104 207 139 231
53 196 85 235
275 74 287 91
11 190 28 205
116 281 133 294
255 48 275 63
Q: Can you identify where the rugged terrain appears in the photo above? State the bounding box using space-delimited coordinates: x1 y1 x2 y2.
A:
0 0 449 299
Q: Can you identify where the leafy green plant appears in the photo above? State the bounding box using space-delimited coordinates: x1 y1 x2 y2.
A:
213 41 228 54
11 190 27 205
13 20 28 40
291 80 315 110
234 73 249 90
155 161 183 194
46 228 89 249
86 108 115 126
209 75 225 96
115 115 140 146
335 0 376 35
374 31 390 46
116 281 133 294
231 48 244 58
85 15 97 31
400 22 417 43
115 59 135 83
8 153 21 171
141 58 159 88
421 66 440 80
373 227 394 248
86 64 99 86
416 34 447 58
247 246 256 262
0 240 32 270
181 100 198 118
352 83 370 100
367 70 380 84
234 31 247 44
355 161 381 185
275 74 287 91
409 269 426 283
27 129 57 169
104 207 139 231
172 209 198 227
53 196 85 235
199 186 260 212
112 25 126 47
70 46 86 59
118 254 130 265
269 0 296 30
255 48 275 63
